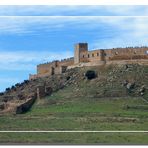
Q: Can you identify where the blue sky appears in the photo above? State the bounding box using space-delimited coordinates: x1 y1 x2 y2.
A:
0 5 148 16
0 5 148 91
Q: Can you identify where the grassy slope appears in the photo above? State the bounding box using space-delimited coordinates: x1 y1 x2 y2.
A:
0 64 148 144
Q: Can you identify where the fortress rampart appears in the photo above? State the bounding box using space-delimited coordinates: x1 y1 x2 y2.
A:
29 43 148 80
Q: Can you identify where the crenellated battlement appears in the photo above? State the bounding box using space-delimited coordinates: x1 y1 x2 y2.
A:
29 43 148 80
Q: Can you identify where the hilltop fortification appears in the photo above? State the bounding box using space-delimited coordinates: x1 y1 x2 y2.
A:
29 43 148 80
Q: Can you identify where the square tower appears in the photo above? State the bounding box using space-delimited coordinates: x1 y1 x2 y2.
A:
74 43 88 64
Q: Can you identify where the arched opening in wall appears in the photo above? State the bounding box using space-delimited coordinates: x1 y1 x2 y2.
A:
51 67 55 75
97 53 99 56
88 54 90 58
92 53 94 57
83 55 85 58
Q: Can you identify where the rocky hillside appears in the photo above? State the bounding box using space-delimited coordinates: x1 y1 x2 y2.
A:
0 64 148 114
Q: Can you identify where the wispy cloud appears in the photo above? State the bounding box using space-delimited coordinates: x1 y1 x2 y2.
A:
0 16 147 69
0 5 147 16
0 50 73 71
88 17 148 49
103 6 148 16
0 16 147 47
0 16 90 34
0 14 147 91
0 49 73 91
0 16 147 34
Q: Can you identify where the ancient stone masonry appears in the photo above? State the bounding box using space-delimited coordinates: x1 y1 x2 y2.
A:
36 85 53 100
29 43 148 80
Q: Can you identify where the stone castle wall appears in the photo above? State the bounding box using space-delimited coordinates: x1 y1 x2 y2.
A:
59 58 74 66
29 58 74 80
79 46 148 63
29 43 148 80
37 63 53 75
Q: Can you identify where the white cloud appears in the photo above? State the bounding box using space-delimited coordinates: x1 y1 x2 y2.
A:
103 6 148 16
0 6 80 16
0 16 147 35
0 16 147 70
0 16 146 44
0 16 87 34
0 6 147 16
0 50 73 71
90 17 148 49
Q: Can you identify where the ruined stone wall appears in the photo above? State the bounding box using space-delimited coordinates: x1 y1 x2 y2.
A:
59 58 74 66
29 74 38 80
78 47 148 64
37 63 52 75
54 67 59 75
60 66 67 73
54 66 68 75
37 61 60 76
31 58 74 79
105 47 148 61
79 50 99 63
79 49 106 64
88 50 106 62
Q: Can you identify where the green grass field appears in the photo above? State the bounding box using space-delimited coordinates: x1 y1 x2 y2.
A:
0 65 148 144
0 85 148 144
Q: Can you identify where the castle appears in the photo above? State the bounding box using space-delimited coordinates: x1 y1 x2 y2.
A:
29 43 148 80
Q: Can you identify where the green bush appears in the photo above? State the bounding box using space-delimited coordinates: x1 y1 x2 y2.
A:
5 87 10 92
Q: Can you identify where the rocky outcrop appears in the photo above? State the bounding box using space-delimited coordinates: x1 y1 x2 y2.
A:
139 85 146 96
45 86 53 95
0 64 148 114
0 103 5 110
0 68 71 114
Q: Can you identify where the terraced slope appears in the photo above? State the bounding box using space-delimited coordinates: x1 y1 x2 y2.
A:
0 64 148 144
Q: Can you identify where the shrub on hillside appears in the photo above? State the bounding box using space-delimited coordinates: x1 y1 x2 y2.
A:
11 86 15 89
85 70 96 80
24 80 29 84
5 87 10 92
15 83 21 87
0 92 4 96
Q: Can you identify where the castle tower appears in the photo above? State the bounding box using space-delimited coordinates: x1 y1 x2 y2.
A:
74 43 88 64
